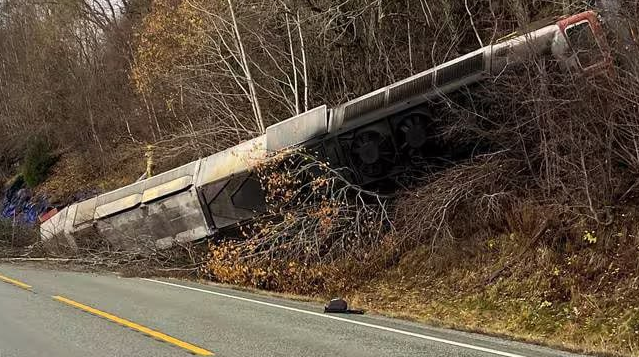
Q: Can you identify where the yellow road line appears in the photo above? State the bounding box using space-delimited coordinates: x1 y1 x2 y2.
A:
0 273 32 290
52 295 213 356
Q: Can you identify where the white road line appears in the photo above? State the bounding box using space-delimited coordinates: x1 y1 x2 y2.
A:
142 278 528 357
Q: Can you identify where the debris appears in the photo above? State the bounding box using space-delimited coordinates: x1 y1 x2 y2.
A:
1 176 50 225
324 298 365 314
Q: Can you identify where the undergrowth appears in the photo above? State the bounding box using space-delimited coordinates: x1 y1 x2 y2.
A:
21 137 57 188
0 218 39 257
348 208 639 356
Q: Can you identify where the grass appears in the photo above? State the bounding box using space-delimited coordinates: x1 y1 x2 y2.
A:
342 234 639 357
36 145 145 203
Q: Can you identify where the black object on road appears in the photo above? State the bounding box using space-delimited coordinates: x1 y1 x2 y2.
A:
324 298 365 314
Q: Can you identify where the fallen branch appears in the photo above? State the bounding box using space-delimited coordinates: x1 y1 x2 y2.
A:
0 257 108 264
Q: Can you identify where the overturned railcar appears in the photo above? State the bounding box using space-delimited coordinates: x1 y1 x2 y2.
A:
40 11 611 250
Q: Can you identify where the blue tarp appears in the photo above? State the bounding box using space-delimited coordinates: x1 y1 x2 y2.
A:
1 178 50 225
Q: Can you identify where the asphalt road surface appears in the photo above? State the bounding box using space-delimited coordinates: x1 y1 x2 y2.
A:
0 263 586 357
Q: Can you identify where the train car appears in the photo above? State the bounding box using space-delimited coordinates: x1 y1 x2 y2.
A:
42 161 209 251
39 11 611 251
92 160 208 250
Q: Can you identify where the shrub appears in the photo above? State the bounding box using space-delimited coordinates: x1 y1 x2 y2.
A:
0 218 39 253
21 137 57 188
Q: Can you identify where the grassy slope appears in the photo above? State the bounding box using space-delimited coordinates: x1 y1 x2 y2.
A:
35 146 145 205
346 226 639 356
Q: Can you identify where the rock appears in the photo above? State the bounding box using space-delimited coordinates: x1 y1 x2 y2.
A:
324 298 348 313
324 298 365 314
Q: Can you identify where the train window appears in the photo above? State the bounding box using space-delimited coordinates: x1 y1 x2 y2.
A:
565 21 603 69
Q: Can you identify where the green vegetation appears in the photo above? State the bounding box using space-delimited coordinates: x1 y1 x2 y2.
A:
21 137 57 188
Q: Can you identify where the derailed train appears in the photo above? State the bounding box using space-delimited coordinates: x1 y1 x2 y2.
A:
40 11 611 250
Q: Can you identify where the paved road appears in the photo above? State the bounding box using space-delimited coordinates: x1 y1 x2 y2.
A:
0 263 585 357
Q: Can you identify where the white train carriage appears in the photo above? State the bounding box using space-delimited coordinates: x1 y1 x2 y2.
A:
42 161 209 250
40 11 611 250
92 161 208 250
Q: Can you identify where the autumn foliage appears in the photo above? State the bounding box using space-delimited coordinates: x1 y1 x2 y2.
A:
205 149 390 293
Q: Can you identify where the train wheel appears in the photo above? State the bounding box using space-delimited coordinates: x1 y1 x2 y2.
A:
350 130 396 178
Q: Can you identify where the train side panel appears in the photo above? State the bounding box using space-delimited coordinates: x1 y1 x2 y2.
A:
93 160 209 250
95 189 208 250
195 136 268 230
40 207 71 247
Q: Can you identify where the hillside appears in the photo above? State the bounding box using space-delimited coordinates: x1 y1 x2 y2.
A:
1 1 639 356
